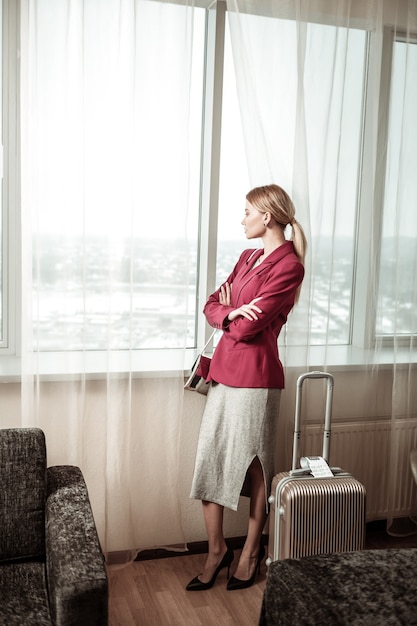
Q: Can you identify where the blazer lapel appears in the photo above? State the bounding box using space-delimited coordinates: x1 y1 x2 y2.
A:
234 242 294 302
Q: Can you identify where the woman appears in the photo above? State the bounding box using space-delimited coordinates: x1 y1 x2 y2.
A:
187 184 307 591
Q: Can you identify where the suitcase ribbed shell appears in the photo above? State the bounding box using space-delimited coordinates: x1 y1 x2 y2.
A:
267 472 366 563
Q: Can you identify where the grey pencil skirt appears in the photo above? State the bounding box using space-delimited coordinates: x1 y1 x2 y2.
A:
190 382 281 511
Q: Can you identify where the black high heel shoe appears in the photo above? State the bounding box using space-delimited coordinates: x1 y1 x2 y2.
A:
186 547 234 591
226 543 265 591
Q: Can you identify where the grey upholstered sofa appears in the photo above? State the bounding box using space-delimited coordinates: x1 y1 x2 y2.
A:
0 428 108 625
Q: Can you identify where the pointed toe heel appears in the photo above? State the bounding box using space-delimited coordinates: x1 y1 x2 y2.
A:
227 543 265 591
186 547 234 591
186 575 212 591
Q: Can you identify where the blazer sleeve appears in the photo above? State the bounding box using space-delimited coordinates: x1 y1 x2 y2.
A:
205 253 304 340
203 249 257 330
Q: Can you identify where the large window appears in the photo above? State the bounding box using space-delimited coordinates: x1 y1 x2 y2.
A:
26 1 206 351
217 13 367 346
0 0 3 345
376 37 417 337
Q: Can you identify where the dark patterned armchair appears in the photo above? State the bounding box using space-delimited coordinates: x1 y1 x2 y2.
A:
0 428 108 625
259 549 417 625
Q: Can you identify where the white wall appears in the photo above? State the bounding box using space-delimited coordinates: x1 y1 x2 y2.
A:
0 366 416 553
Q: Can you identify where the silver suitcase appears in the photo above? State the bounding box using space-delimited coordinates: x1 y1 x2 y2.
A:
267 371 366 564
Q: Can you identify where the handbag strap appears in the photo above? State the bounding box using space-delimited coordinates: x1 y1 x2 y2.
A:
200 329 216 355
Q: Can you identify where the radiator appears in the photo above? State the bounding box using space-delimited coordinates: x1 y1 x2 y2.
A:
300 419 417 521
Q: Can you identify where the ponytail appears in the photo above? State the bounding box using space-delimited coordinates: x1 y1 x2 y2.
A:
290 219 307 266
289 219 307 303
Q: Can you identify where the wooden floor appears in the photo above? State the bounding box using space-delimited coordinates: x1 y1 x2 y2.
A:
107 524 417 626
108 549 266 626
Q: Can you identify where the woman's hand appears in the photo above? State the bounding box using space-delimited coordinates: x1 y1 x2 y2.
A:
228 297 262 322
219 282 232 306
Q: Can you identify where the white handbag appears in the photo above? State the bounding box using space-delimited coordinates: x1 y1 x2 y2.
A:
184 330 216 395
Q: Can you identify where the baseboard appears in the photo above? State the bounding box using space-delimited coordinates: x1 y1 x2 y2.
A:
114 520 395 563
135 535 269 562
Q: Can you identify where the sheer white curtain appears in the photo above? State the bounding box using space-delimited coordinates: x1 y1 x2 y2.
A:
19 0 201 557
226 0 417 531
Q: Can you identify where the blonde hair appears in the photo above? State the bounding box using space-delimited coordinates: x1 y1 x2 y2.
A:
246 184 307 265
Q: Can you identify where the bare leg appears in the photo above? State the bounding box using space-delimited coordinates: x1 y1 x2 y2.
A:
232 457 267 580
197 500 228 583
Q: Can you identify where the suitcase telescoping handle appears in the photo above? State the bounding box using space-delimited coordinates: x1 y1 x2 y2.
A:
291 371 334 472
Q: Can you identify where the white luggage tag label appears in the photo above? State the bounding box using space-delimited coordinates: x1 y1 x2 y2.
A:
300 456 334 478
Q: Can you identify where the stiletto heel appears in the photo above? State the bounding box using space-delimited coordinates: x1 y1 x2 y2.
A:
227 543 265 591
256 543 265 574
186 547 234 591
223 560 231 580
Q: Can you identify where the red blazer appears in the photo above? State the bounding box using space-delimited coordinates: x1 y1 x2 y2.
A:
204 241 304 389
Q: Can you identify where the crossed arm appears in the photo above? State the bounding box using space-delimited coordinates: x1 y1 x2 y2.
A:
219 281 262 322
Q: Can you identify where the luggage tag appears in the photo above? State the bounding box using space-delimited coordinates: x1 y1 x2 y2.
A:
300 456 334 478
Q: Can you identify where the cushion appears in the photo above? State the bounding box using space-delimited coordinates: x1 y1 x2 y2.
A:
0 428 47 563
0 561 52 625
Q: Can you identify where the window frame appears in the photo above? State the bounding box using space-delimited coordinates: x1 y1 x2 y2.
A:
373 27 417 345
353 24 417 351
1 0 20 357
